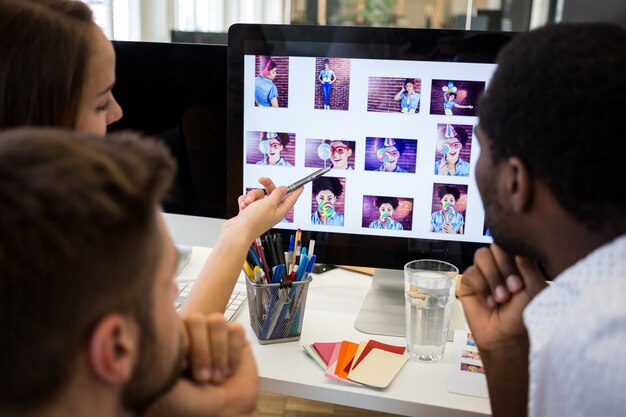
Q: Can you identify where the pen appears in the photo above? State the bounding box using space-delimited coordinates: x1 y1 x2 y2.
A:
253 266 261 284
243 261 254 282
288 234 295 274
248 247 262 269
286 166 332 193
256 237 271 279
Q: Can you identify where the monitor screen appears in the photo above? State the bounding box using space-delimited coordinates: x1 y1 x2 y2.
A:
227 24 513 271
111 40 228 219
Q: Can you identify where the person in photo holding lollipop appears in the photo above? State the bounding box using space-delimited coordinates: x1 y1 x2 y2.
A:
369 196 404 230
311 176 345 226
430 185 465 234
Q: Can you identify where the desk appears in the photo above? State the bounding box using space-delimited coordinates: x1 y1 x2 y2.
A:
166 213 491 417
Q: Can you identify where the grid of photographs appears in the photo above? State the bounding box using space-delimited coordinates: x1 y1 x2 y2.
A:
244 54 493 243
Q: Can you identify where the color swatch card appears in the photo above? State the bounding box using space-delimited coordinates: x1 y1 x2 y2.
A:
447 330 488 398
303 339 408 389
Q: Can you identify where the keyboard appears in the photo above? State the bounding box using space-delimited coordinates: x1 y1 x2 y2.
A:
175 281 247 322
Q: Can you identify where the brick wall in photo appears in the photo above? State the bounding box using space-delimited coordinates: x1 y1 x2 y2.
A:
245 131 296 166
367 77 422 113
364 137 418 173
310 177 346 220
434 123 473 165
361 195 414 230
431 183 468 216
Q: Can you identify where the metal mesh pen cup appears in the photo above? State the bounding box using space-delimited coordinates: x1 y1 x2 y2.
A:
245 275 312 344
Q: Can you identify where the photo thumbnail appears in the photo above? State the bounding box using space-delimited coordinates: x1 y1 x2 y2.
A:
430 183 468 235
245 131 295 167
311 176 346 226
430 80 485 117
362 195 413 231
314 57 351 111
367 76 422 114
255 55 289 108
364 137 417 173
305 139 356 170
434 123 473 177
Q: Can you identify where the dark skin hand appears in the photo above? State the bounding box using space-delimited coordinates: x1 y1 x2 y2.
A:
458 244 547 417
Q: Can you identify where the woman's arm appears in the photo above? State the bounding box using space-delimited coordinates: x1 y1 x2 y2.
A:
180 187 303 315
394 87 404 101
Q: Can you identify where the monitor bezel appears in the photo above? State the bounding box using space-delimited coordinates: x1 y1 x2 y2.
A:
227 23 513 270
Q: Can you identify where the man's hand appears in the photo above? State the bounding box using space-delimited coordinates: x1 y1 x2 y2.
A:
459 244 547 352
145 315 258 417
458 244 547 417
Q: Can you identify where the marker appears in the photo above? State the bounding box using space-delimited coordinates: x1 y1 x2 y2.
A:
286 166 332 193
309 239 316 257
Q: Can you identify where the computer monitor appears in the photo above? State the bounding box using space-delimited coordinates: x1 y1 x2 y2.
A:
226 24 513 336
110 40 228 219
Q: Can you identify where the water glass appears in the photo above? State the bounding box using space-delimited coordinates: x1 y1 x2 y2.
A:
404 259 458 362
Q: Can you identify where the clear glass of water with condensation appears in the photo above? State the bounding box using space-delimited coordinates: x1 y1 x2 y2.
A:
404 259 459 362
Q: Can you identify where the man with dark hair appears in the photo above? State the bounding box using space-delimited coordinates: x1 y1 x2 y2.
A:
459 23 626 417
369 196 404 230
0 129 300 417
311 176 345 226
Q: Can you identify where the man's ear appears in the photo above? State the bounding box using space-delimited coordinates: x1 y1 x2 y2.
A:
88 314 138 384
504 156 534 213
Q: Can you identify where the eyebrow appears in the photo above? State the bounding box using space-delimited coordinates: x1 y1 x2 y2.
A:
97 82 116 97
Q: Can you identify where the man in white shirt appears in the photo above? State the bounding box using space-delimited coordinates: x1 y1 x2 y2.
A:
458 23 626 417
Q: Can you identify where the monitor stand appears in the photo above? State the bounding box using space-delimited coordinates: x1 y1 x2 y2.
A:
354 268 405 336
354 268 466 340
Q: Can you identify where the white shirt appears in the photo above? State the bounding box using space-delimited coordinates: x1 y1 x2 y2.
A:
523 234 626 417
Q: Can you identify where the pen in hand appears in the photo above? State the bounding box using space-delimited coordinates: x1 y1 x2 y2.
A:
286 166 332 193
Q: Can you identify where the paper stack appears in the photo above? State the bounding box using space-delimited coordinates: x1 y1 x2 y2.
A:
303 340 408 389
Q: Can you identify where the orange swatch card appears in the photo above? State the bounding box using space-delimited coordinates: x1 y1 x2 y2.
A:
335 340 359 379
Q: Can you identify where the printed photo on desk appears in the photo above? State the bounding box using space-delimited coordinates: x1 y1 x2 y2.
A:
434 123 473 177
314 57 350 111
430 183 468 235
254 55 289 108
364 137 417 173
305 138 356 170
246 131 296 167
311 176 346 226
362 195 413 231
367 76 422 114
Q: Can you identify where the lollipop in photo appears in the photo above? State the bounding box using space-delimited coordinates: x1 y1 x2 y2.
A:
259 131 277 154
380 211 394 227
318 142 332 167
318 201 335 218
442 81 457 93
442 201 455 215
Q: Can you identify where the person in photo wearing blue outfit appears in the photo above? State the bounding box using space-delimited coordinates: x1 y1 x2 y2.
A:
376 138 407 173
256 132 293 166
443 90 473 116
318 58 336 109
430 185 464 234
435 124 471 176
369 196 404 230
255 57 279 107
311 176 345 226
394 79 420 113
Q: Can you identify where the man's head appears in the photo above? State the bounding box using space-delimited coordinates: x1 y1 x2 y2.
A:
476 23 626 257
0 129 181 415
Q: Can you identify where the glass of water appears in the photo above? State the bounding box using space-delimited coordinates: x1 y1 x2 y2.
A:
404 259 459 362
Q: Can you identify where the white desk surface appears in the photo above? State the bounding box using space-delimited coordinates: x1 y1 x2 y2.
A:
166 213 491 417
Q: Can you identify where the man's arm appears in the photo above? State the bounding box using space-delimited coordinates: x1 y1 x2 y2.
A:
458 245 547 417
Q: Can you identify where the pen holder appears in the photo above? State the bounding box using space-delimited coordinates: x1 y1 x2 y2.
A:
245 275 312 344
